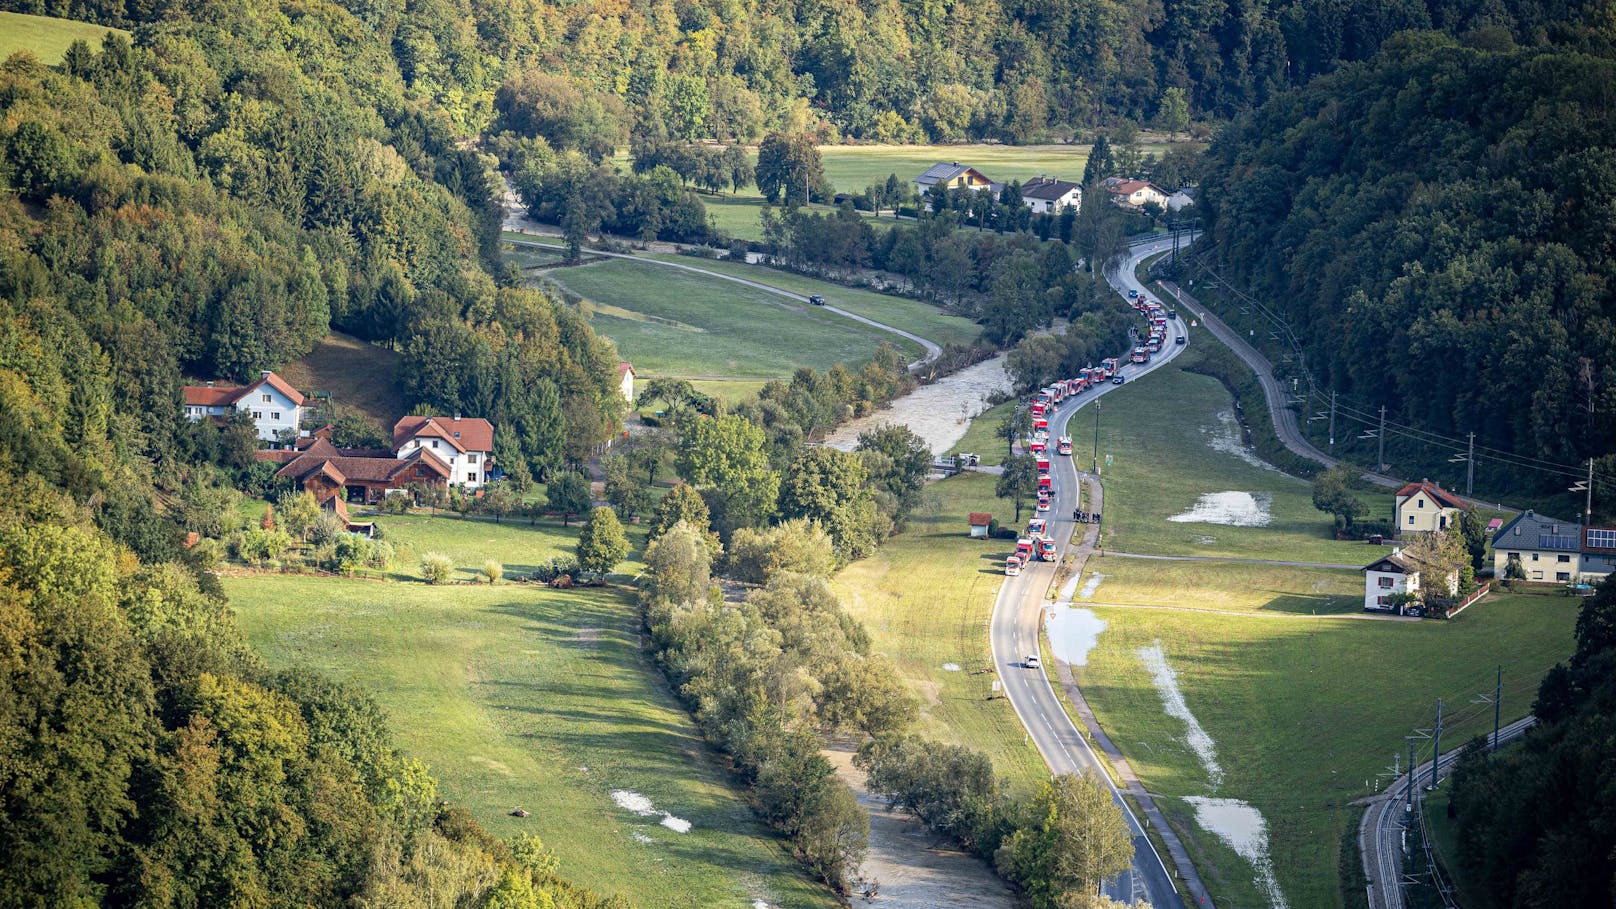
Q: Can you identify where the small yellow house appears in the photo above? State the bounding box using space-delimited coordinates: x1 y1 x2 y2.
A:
1394 480 1466 535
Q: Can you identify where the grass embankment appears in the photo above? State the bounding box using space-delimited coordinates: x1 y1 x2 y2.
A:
644 253 983 350
533 255 919 383
0 11 126 64
833 471 1049 793
228 514 834 909
1074 595 1576 908
276 331 405 428
948 399 1015 466
1065 361 1388 565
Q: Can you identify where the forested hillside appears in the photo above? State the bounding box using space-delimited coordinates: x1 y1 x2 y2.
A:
7 0 1611 143
1196 34 1616 497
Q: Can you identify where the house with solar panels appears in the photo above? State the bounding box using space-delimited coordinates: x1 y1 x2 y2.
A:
1491 510 1616 583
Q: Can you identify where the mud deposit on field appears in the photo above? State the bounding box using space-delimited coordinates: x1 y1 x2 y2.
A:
1183 796 1289 909
824 356 1013 456
1045 606 1107 666
826 748 1015 908
1167 491 1272 527
1207 410 1277 471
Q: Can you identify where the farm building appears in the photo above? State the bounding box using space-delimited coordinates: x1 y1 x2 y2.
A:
258 438 451 506
968 512 992 538
393 415 495 489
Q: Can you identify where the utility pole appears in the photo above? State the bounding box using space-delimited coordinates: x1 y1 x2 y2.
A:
1429 699 1444 791
1092 398 1102 476
1406 736 1418 808
1466 432 1476 497
1492 667 1501 752
1328 390 1337 452
1588 457 1595 521
1378 405 1388 472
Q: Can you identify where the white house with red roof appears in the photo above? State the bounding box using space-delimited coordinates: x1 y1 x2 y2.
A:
393 415 495 489
618 362 636 404
183 370 306 443
1394 479 1467 534
1104 178 1170 210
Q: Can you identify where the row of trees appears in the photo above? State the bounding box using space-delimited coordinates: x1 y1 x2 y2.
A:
509 149 717 255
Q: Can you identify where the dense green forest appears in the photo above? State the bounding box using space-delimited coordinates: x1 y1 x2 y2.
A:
8 0 1612 144
1196 34 1616 500
1447 576 1616 906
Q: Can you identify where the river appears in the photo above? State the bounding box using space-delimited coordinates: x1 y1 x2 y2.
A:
823 354 1013 455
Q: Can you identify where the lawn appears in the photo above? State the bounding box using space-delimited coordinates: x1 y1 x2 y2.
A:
227 535 834 908
533 256 922 379
643 253 983 350
276 331 405 429
1064 362 1392 565
833 471 1050 794
1078 556 1365 615
0 11 125 64
369 511 647 583
947 399 1016 466
1068 594 1578 908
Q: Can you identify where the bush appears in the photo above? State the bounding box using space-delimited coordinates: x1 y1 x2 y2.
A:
235 528 292 565
482 559 503 584
532 555 580 583
420 552 454 584
365 539 394 569
309 511 346 546
382 491 412 513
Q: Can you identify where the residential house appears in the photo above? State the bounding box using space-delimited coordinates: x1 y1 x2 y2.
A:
968 512 992 538
1491 511 1583 583
1362 548 1459 614
618 362 636 405
1105 179 1169 210
1395 479 1467 534
183 370 306 443
1018 177 1082 214
913 162 995 194
1580 525 1616 582
1167 186 1197 212
393 415 495 489
259 438 451 506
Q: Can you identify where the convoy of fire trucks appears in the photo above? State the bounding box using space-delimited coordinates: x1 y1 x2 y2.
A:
1004 290 1177 576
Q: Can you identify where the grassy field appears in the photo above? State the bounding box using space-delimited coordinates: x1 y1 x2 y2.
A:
643 253 983 350
0 11 126 64
1066 363 1391 565
1072 594 1578 908
1079 555 1365 615
227 518 834 909
833 471 1050 793
535 256 922 379
276 331 405 429
947 399 1016 466
367 511 647 583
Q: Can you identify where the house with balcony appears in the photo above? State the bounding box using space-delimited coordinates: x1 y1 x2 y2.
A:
183 370 306 443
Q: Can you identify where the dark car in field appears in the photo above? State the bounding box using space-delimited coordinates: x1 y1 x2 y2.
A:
808 294 826 305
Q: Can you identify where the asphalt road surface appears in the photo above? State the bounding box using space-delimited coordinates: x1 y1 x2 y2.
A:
988 236 1199 908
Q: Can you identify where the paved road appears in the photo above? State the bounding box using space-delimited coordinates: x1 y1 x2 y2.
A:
503 234 943 369
989 236 1209 908
1358 716 1536 909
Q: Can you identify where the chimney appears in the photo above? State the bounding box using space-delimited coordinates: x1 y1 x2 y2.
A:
453 414 461 422
205 381 214 387
261 370 272 378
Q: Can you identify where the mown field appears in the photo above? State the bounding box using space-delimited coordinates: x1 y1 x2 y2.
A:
1073 595 1577 908
947 399 1016 466
833 470 1050 793
529 254 921 379
1063 362 1392 565
0 11 125 64
227 514 834 909
1077 555 1365 615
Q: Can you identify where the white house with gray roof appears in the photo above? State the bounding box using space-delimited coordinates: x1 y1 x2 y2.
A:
1490 510 1616 583
1018 177 1082 214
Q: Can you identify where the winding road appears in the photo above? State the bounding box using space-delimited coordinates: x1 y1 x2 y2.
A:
989 235 1212 908
502 234 943 369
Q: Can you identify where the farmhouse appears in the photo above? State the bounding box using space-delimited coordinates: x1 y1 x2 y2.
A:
259 438 451 506
618 362 636 404
1019 177 1082 214
913 162 995 194
1395 479 1466 534
183 370 305 443
1105 179 1169 210
1362 548 1459 614
393 415 495 489
1491 510 1616 583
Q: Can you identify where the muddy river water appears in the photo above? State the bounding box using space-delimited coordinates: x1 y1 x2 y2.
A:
823 354 1013 454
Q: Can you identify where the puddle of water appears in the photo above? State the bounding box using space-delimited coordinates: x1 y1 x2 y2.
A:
1183 796 1289 909
1046 606 1107 666
1207 410 1277 471
1168 491 1272 527
659 815 692 833
941 663 962 672
823 355 1013 455
1077 572 1104 599
1058 572 1084 601
1135 643 1224 787
613 789 695 833
752 901 773 909
631 830 654 844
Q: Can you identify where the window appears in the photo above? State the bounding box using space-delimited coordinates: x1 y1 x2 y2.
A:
1379 577 1394 589
1558 554 1571 563
271 412 280 421
1377 595 1391 605
467 454 477 464
262 394 271 403
432 440 439 448
1556 572 1571 582
252 411 262 419
1532 570 1544 580
1408 515 1415 525
1531 553 1539 562
467 472 477 483
1508 552 1520 560
1418 499 1425 509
